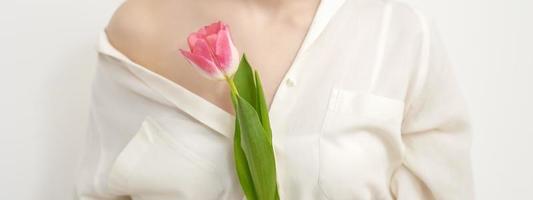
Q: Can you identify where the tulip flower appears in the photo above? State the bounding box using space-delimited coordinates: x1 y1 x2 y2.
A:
180 21 280 200
179 21 241 95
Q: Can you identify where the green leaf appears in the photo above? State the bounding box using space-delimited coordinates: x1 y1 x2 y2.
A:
251 60 279 200
231 54 279 199
235 95 278 200
253 70 273 143
232 55 259 200
233 54 259 110
230 92 258 200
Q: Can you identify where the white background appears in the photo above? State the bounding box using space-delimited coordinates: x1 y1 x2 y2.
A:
0 0 531 199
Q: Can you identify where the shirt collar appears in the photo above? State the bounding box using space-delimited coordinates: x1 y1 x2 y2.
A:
300 0 347 53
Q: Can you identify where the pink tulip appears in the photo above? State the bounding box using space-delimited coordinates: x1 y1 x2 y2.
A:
179 21 240 80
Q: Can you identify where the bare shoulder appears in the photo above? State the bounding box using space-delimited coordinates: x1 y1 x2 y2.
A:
104 0 192 73
106 0 159 54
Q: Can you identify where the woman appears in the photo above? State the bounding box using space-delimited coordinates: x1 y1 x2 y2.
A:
76 0 475 199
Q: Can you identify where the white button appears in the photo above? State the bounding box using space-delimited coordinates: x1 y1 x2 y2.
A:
285 78 296 87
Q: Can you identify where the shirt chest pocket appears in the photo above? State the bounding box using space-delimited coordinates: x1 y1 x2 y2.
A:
107 116 231 199
318 87 405 200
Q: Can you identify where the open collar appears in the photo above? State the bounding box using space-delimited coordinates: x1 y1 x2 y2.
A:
97 0 347 139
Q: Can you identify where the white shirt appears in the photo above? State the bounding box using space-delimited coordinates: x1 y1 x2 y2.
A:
76 0 475 199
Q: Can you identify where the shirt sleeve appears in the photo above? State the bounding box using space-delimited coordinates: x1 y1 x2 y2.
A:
389 13 475 200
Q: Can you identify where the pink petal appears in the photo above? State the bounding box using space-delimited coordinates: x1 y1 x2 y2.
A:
222 43 240 77
197 26 208 36
214 29 231 68
205 34 218 49
192 39 216 62
179 49 223 79
187 32 202 50
204 21 223 35
215 27 237 73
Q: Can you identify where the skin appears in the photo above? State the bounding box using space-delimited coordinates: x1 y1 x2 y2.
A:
106 0 321 115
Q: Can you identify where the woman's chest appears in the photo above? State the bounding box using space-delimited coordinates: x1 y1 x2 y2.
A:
130 2 319 116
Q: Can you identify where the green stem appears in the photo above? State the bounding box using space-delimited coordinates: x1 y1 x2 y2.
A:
225 74 240 96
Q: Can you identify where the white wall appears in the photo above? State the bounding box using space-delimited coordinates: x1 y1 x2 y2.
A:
0 0 531 199
0 0 122 199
